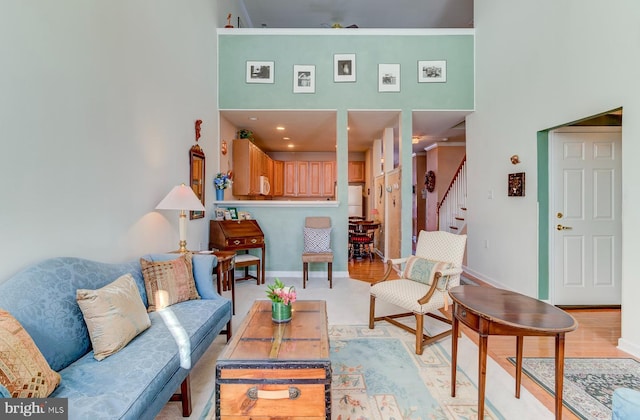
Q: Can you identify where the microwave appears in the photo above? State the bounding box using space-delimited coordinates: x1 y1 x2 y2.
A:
259 175 271 195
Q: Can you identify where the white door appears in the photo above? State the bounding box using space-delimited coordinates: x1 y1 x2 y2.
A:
550 127 621 305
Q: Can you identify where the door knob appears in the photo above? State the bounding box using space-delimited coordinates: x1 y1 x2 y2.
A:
556 224 573 231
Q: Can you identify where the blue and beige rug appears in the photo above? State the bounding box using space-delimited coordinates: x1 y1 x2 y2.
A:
508 357 640 420
197 322 552 419
330 324 503 419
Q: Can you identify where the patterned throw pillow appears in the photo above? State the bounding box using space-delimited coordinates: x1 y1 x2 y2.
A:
0 310 61 397
140 253 200 312
303 227 332 253
403 256 453 288
77 273 151 361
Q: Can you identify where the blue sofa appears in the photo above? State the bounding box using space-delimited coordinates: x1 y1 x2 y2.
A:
0 254 232 419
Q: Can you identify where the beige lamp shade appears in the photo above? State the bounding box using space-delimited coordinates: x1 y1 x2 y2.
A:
156 184 205 211
156 184 205 253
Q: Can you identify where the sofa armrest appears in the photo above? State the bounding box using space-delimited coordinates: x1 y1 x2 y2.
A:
142 253 219 299
191 254 218 298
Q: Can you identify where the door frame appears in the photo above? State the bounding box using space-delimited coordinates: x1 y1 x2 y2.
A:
547 126 622 305
537 110 623 302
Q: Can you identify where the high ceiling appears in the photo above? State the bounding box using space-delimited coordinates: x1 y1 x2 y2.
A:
226 1 474 153
240 0 474 29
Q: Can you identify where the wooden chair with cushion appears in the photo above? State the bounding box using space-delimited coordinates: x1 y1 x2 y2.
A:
369 230 467 354
302 217 333 289
234 253 261 285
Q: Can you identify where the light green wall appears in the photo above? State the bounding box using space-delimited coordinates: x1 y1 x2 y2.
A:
217 29 474 271
218 31 474 110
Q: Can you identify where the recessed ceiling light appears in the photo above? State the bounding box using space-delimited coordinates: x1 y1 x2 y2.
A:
248 116 258 121
276 126 285 131
283 137 290 140
287 144 294 148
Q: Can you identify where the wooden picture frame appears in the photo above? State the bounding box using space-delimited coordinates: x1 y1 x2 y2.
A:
378 63 400 92
246 61 274 84
293 65 315 93
418 60 447 83
189 144 205 219
508 172 525 197
334 54 356 82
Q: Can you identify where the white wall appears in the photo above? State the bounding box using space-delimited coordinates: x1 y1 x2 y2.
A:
469 0 640 354
0 1 222 280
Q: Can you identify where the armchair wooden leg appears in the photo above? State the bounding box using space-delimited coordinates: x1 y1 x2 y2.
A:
415 314 424 355
369 295 376 329
328 262 332 288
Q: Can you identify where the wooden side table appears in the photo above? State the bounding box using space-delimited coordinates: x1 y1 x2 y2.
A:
213 250 236 315
449 285 578 420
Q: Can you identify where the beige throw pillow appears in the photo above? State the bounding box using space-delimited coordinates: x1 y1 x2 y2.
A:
77 273 151 361
140 253 200 312
0 310 61 397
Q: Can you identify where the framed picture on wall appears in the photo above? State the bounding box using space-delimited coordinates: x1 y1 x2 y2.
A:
378 63 400 92
334 54 356 82
418 60 447 83
508 172 525 197
293 65 315 93
246 61 274 83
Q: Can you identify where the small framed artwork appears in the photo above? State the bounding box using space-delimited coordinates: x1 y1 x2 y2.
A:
214 208 225 221
378 63 401 92
228 207 239 220
246 61 274 84
293 65 315 93
418 60 447 83
508 172 525 197
334 54 356 82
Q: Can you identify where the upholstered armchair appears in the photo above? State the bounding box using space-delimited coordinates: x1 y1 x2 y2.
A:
369 230 467 354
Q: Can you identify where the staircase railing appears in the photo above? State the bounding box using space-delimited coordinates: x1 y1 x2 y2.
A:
437 157 467 233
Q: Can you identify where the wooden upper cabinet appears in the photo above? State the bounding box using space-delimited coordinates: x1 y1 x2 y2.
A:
272 160 284 196
297 161 309 196
232 139 271 196
309 161 322 197
322 161 335 197
283 161 335 198
348 161 365 183
284 161 297 196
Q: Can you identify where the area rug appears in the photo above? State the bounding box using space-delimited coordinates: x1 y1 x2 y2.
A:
330 324 503 419
507 357 640 420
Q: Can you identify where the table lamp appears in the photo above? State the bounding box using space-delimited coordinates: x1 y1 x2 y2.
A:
156 184 206 253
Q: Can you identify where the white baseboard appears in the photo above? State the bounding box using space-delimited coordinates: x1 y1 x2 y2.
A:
617 338 640 358
267 270 350 279
462 265 513 291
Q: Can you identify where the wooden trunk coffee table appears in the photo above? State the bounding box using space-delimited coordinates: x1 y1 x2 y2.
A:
449 285 578 420
215 300 331 419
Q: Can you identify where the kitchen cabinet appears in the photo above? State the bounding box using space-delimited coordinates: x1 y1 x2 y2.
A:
233 139 272 196
284 161 297 196
272 160 284 196
297 161 309 196
348 161 365 183
322 161 335 197
309 162 322 196
283 161 334 198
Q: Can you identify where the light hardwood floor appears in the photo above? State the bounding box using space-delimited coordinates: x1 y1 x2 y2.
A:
349 258 632 419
